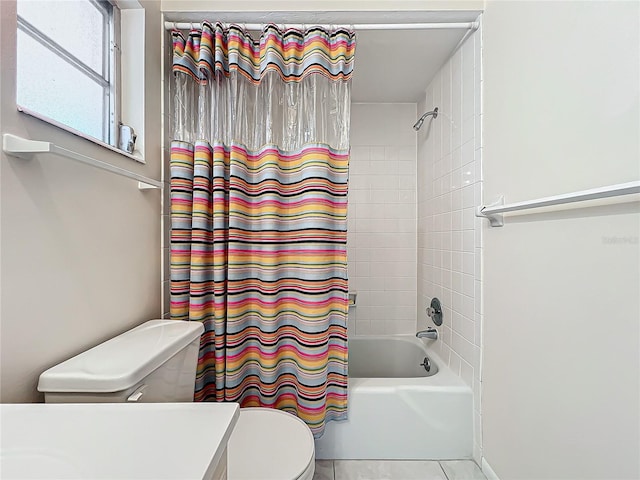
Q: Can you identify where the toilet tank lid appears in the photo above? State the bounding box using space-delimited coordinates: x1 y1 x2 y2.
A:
37 320 204 393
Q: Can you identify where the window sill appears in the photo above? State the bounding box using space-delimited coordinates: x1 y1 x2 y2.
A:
17 106 146 164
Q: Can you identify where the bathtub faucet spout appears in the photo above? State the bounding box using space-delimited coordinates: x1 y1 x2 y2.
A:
416 328 438 340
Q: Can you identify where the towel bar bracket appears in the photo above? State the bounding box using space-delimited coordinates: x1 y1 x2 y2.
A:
475 196 505 227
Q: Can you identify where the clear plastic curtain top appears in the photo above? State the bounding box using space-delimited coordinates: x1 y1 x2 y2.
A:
171 22 355 151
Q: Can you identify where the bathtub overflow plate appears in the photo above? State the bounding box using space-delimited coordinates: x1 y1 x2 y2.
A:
420 357 431 372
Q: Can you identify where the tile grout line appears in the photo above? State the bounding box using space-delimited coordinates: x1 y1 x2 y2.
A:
438 461 451 480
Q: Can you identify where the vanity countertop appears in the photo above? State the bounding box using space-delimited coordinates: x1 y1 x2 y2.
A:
0 402 239 479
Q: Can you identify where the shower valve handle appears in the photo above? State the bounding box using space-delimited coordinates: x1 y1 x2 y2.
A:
426 305 441 317
426 298 443 326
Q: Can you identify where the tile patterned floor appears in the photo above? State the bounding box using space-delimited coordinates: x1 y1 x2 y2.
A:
313 460 487 480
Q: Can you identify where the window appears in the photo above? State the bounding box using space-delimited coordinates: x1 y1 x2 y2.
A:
16 0 118 145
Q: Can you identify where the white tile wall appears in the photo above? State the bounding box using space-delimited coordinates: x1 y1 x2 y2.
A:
348 104 417 336
416 22 483 464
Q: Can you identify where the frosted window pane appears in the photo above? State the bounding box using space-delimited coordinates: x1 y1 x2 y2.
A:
17 0 105 75
17 30 105 141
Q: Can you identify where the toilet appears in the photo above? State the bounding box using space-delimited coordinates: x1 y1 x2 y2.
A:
37 320 316 480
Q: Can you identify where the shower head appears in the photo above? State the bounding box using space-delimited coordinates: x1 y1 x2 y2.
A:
413 107 439 131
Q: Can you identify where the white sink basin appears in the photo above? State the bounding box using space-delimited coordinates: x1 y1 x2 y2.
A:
0 403 239 479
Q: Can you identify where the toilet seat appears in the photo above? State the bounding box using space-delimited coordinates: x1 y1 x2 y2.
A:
227 408 315 480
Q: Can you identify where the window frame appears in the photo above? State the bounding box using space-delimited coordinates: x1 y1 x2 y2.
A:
16 0 118 146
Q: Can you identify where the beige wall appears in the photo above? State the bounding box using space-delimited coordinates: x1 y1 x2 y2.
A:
482 1 640 479
0 0 163 403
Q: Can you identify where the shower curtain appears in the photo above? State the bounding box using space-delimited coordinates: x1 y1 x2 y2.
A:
170 22 355 437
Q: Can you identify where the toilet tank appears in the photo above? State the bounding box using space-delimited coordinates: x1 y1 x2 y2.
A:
38 320 204 403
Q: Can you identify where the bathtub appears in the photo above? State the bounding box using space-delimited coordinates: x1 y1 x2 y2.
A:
315 335 473 460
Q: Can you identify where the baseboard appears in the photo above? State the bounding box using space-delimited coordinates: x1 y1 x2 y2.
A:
482 457 500 480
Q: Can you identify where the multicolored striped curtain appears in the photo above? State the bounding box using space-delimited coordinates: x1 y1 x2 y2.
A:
170 22 355 437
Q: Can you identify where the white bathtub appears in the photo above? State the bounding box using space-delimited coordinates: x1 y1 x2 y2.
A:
315 335 473 460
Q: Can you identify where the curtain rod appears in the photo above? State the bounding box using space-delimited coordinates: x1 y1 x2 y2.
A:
164 21 479 31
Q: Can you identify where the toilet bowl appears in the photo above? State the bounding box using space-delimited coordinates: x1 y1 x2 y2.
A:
38 320 316 480
228 408 315 480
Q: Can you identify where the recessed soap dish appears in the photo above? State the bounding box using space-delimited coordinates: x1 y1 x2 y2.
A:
348 292 357 307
